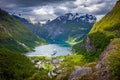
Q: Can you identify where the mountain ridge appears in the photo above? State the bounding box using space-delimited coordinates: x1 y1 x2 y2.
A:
0 8 46 53
73 1 120 57
38 13 96 45
52 13 96 23
13 13 96 45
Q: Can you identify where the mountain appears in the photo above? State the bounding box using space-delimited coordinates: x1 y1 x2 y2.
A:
54 13 96 23
13 15 41 35
0 8 46 53
13 13 96 45
66 1 120 80
38 13 96 45
73 1 120 58
0 9 45 80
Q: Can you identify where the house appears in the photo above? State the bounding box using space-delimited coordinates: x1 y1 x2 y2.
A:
35 61 42 69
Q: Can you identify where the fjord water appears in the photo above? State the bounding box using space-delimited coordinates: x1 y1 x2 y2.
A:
25 44 72 56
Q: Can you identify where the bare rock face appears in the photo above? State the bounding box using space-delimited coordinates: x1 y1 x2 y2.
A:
68 66 92 80
69 39 119 80
95 41 116 80
85 37 95 51
0 24 7 32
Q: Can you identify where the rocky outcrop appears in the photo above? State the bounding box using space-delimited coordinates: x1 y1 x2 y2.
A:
68 66 92 80
94 39 118 80
0 24 7 32
85 37 95 51
69 39 120 80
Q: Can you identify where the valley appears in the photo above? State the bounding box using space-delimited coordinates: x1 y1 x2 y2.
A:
0 0 120 80
13 13 96 45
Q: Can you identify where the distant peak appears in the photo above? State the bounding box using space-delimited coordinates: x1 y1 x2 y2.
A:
55 13 96 23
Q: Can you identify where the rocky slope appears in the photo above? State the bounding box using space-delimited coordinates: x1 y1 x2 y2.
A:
70 1 120 80
69 38 120 80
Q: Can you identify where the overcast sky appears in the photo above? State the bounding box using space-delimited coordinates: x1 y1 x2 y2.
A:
0 0 118 23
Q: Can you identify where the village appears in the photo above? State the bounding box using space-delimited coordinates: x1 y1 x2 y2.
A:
29 49 66 78
28 48 86 79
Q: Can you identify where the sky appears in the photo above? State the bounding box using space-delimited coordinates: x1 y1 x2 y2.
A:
0 0 118 23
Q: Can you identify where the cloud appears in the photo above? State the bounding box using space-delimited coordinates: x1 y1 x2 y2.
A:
33 8 52 15
0 0 75 8
0 0 118 22
54 8 67 16
84 0 117 15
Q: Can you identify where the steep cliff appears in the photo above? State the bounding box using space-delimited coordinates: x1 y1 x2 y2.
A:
73 1 120 60
70 1 120 80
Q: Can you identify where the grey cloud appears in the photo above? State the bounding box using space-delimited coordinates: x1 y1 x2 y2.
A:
90 4 112 15
86 0 117 15
84 0 103 7
0 0 75 8
62 1 78 9
0 0 118 22
54 8 66 16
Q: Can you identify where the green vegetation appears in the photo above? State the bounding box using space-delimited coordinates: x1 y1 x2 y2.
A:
27 71 51 80
55 55 87 80
108 38 120 80
0 8 46 53
0 8 47 80
0 48 35 80
61 21 93 44
59 54 87 68
88 1 120 54
66 37 79 45
73 1 120 61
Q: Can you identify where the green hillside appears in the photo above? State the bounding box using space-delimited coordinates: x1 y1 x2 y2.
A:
0 8 46 80
0 8 46 53
0 48 35 80
73 1 120 61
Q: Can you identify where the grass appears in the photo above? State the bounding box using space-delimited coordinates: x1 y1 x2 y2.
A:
66 37 79 45
59 54 87 68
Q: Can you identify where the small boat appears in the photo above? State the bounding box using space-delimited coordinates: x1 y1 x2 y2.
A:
51 49 57 56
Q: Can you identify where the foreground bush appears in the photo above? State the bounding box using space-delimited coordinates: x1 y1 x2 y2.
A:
108 44 120 80
0 48 35 80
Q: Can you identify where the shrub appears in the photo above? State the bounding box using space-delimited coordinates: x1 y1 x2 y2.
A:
108 44 120 80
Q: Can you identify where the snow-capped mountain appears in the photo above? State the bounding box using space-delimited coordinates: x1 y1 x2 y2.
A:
38 13 97 44
55 13 96 23
13 13 97 45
